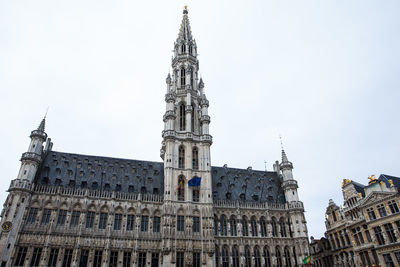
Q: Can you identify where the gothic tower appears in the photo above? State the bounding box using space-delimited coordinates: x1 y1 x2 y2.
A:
160 7 215 266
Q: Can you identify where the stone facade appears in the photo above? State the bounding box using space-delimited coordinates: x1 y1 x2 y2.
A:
323 175 400 267
309 236 333 267
0 7 310 267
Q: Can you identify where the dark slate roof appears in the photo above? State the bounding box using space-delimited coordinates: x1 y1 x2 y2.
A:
351 181 367 197
348 174 400 196
35 151 284 203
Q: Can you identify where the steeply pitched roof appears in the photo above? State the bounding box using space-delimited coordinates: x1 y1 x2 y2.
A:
35 151 284 203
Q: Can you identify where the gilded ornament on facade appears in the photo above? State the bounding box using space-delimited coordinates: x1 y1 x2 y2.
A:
368 175 377 185
341 179 352 188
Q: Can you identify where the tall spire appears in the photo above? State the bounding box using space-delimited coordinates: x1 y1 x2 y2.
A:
38 117 46 132
279 136 293 170
177 6 193 42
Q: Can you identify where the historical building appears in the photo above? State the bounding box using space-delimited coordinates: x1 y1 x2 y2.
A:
0 7 309 267
323 174 400 267
309 236 333 267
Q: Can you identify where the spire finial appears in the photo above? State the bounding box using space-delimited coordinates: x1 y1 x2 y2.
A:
279 134 284 151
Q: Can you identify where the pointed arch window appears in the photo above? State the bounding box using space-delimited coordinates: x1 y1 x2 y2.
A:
260 217 267 237
220 215 227 236
181 44 186 53
178 146 185 168
230 216 237 236
254 246 261 267
179 104 186 131
276 247 282 267
192 147 199 170
189 45 193 55
180 68 186 88
242 216 249 236
271 217 278 237
279 217 287 237
263 247 271 267
191 104 195 132
177 176 185 201
245 246 251 267
222 246 229 267
232 246 239 267
251 217 258 236
215 246 220 267
190 68 194 87
284 247 292 267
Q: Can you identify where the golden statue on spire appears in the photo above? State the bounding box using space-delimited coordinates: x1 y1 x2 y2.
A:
368 174 377 185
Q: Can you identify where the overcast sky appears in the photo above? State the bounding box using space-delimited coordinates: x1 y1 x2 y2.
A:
1 0 399 239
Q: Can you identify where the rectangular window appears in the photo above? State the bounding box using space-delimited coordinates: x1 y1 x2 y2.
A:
86 211 95 228
177 215 185 232
384 223 397 243
27 208 38 224
141 215 149 232
127 215 135 231
109 251 118 267
193 252 201 267
57 210 67 225
176 252 184 267
151 253 159 267
30 247 42 267
192 189 199 202
48 248 59 267
365 230 372 242
62 249 73 267
394 251 400 264
70 211 80 227
99 213 108 229
114 214 122 230
79 249 89 267
123 252 131 267
138 252 146 267
93 250 103 267
41 209 52 225
383 253 395 267
377 204 387 217
373 226 385 245
14 247 27 266
153 216 160 233
367 208 376 220
193 216 200 233
389 201 400 214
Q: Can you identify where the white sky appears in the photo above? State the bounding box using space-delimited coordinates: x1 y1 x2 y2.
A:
1 0 399 239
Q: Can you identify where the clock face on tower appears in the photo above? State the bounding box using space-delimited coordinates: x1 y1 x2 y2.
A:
1 221 12 232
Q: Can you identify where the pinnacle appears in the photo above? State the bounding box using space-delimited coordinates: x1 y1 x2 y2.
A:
38 117 46 132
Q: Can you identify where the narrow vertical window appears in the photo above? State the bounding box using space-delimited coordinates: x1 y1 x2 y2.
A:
109 251 118 267
260 217 267 237
230 216 237 236
123 252 131 267
192 188 199 202
181 44 186 53
193 216 200 233
189 45 193 55
180 68 186 88
48 248 59 267
222 246 229 267
179 104 186 131
251 217 258 237
79 249 89 267
279 217 287 237
114 213 122 230
232 246 239 267
62 249 73 267
151 253 159 267
93 250 103 267
178 146 185 168
27 208 38 224
177 215 185 231
190 68 194 86
271 217 278 237
126 215 135 231
141 215 149 232
138 252 146 267
220 215 227 236
98 213 108 229
41 209 51 225
30 247 42 267
264 248 271 267
276 247 282 267
153 216 160 233
14 247 28 267
254 247 261 267
193 252 200 267
284 247 292 267
57 210 67 225
192 147 198 170
176 252 184 267
245 246 251 267
177 176 185 201
85 211 94 228
70 211 81 228
242 216 249 236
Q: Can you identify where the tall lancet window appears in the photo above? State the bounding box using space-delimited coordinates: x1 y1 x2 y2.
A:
179 104 186 131
192 147 199 170
180 68 186 88
189 45 193 55
181 44 186 53
189 68 194 87
177 176 185 201
178 145 185 169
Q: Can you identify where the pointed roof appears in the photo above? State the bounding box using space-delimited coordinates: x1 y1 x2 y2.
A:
279 147 293 170
177 6 193 42
38 117 46 132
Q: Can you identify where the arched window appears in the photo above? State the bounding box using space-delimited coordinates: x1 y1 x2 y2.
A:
180 68 186 88
293 247 298 266
215 246 220 267
178 146 185 168
276 247 282 267
263 247 271 267
177 176 185 201
279 217 287 237
181 44 186 53
260 217 267 237
251 217 258 236
191 104 195 132
192 147 198 170
214 216 218 236
220 215 227 236
232 246 239 267
189 45 193 55
284 247 292 267
254 246 261 267
242 216 249 236
230 216 237 236
271 217 278 237
179 104 186 131
222 246 229 267
245 246 251 267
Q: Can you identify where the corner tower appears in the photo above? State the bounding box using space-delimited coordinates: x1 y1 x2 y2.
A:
160 7 214 266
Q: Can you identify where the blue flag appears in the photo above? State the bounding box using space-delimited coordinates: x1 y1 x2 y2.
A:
188 176 201 187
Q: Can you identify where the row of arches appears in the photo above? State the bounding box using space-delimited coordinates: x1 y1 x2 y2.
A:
179 43 195 55
215 245 298 267
214 215 292 238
